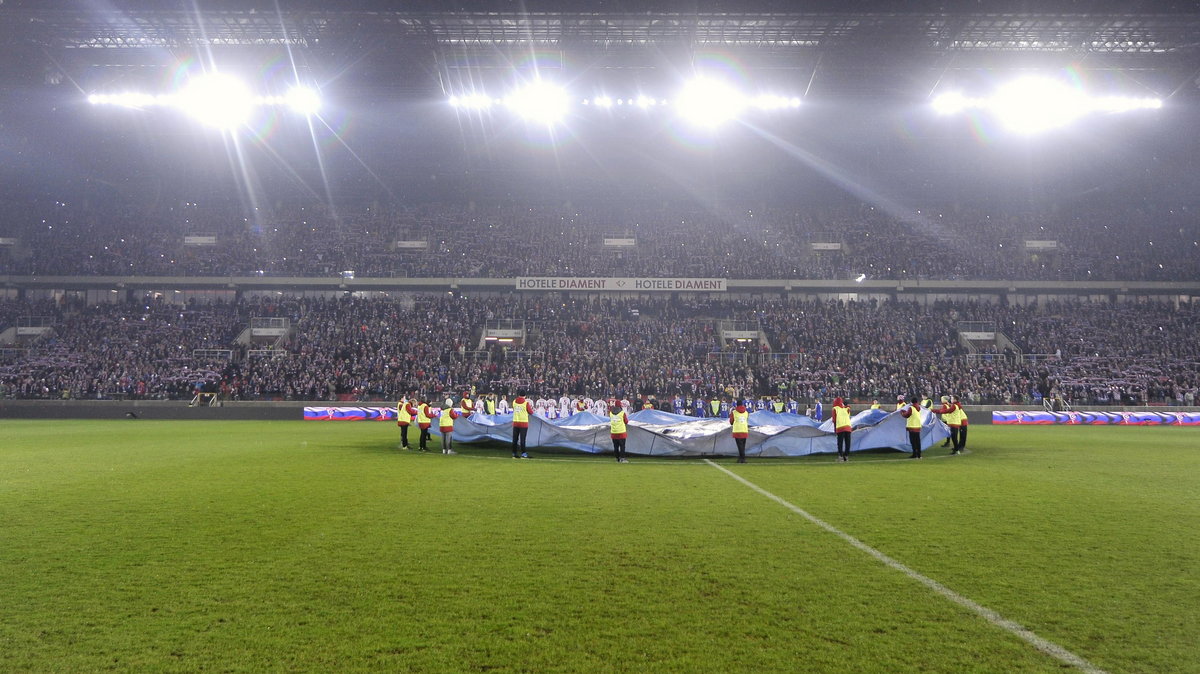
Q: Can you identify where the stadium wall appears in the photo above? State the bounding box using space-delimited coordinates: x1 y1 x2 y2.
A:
4 275 1200 300
2 400 1196 424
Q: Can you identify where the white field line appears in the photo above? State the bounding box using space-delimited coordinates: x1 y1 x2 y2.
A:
704 459 1108 674
425 450 968 465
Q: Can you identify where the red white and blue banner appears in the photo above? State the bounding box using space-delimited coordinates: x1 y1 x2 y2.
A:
305 406 396 421
993 410 1200 426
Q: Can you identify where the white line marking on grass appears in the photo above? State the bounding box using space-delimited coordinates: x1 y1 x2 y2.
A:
439 450 968 465
704 459 1108 674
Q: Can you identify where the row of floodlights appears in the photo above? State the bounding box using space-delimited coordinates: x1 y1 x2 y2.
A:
87 73 321 129
452 76 1162 133
87 73 1162 135
932 77 1162 134
449 78 801 127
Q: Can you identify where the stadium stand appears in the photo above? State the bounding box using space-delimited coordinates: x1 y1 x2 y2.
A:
2 197 1196 281
2 294 1195 406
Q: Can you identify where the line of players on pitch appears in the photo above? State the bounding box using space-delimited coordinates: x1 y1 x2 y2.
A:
394 391 969 462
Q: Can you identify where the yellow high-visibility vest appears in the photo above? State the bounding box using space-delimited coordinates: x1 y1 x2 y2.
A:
417 404 431 425
832 406 851 429
397 402 412 424
950 403 966 425
513 401 529 424
609 412 627 435
905 405 923 431
731 409 749 434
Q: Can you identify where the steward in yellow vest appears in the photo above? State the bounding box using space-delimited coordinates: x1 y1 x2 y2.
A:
609 403 630 463
901 397 922 459
729 403 750 464
438 407 460 455
396 398 413 449
832 397 852 462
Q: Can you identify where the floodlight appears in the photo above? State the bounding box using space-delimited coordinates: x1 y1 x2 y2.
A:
593 95 614 108
1093 96 1162 113
752 94 793 111
931 92 970 115
450 93 492 110
676 77 746 127
505 80 569 125
178 73 253 129
88 92 163 108
989 77 1087 134
855 273 866 283
285 86 322 115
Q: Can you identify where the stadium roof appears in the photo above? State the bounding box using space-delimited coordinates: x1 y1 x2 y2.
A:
6 9 1199 52
3 5 1199 99
2 2 1198 203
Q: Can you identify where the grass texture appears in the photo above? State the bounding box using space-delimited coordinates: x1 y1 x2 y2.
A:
1 420 1197 673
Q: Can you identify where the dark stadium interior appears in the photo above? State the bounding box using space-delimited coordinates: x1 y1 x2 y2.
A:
0 2 1197 406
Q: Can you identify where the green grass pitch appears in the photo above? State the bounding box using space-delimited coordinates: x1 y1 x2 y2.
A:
1 420 1197 673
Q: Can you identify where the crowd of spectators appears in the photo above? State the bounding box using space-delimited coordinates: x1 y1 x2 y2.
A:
0 297 249 400
1 294 1195 407
2 196 1196 281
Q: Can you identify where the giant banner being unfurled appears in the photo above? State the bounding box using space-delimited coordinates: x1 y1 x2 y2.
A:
449 408 949 457
304 406 950 456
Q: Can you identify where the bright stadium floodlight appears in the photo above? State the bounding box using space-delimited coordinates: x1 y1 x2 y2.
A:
285 86 322 115
505 80 569 125
178 73 253 129
449 92 493 110
676 77 746 128
989 77 1087 134
88 92 169 108
931 91 971 115
592 95 614 108
1093 95 1163 113
752 94 796 111
933 80 1162 131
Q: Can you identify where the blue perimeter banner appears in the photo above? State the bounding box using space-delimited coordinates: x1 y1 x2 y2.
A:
302 406 950 457
993 410 1200 425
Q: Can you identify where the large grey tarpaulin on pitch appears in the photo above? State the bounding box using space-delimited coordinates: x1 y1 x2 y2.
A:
441 407 950 457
